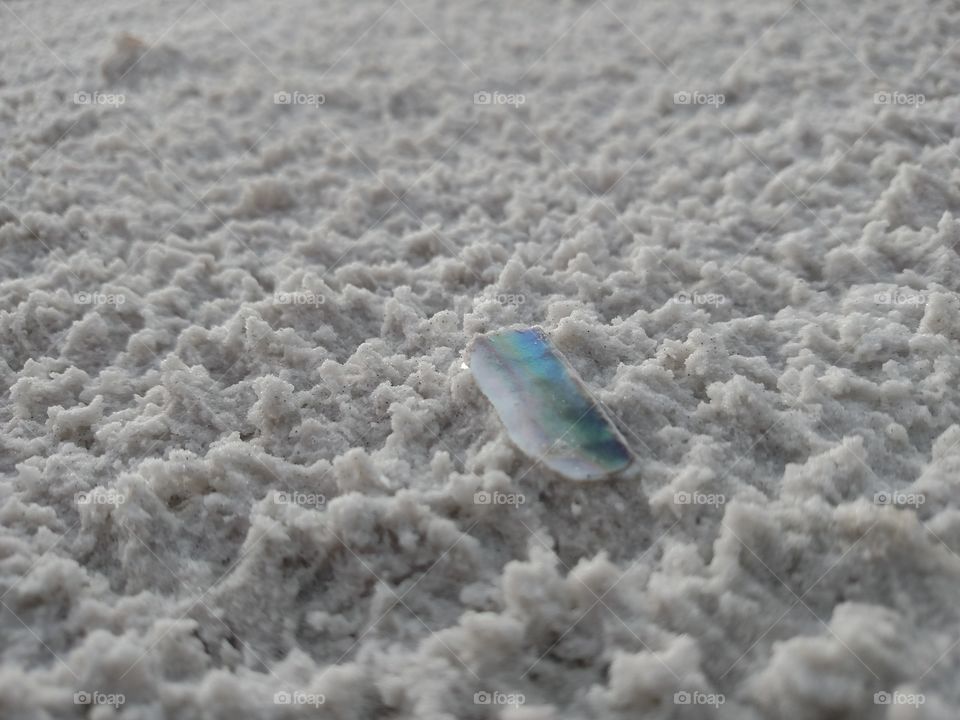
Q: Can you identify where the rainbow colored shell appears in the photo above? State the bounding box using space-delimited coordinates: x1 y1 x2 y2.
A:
469 327 633 481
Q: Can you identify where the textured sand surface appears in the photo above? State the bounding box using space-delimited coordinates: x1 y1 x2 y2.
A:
3 1 960 718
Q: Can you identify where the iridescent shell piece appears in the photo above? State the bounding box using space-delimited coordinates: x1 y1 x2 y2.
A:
469 327 633 481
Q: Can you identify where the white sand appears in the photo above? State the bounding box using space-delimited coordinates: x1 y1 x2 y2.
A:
2 1 960 718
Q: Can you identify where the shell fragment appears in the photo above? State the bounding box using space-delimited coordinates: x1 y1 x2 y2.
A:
469 327 633 481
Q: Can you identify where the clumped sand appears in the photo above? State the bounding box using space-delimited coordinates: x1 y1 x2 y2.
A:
2 1 960 718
